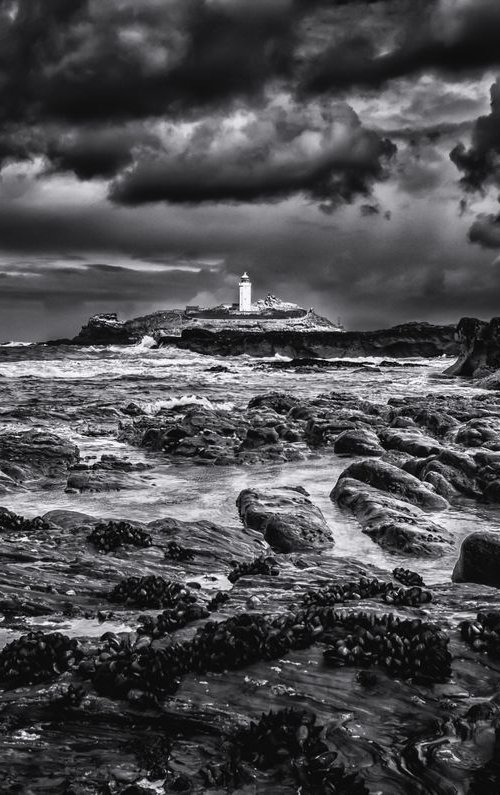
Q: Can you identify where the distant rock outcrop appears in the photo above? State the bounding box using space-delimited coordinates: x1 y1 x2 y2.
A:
60 310 457 358
70 310 187 345
442 316 500 388
171 322 458 359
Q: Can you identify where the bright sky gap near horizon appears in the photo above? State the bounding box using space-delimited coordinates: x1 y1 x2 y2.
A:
3 0 500 340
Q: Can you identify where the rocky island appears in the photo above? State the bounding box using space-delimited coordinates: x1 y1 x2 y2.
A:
60 310 459 360
47 273 459 359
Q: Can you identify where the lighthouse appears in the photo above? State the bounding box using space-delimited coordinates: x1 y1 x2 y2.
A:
239 271 252 312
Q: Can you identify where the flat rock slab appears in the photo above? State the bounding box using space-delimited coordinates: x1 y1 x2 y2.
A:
453 532 500 587
331 477 453 556
65 469 152 493
237 486 333 553
0 430 79 482
336 458 449 512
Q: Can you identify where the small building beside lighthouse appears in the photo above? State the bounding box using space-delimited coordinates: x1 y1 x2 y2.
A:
239 271 252 312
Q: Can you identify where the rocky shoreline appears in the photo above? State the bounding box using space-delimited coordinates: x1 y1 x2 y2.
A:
2 363 500 790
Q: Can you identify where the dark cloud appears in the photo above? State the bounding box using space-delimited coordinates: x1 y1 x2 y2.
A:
360 203 380 216
468 212 500 249
302 0 500 94
109 101 396 208
45 125 160 180
0 0 299 125
2 0 500 341
450 78 500 192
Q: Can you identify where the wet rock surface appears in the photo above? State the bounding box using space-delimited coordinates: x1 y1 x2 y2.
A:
0 430 80 491
453 532 500 587
334 458 449 512
6 348 500 791
332 476 453 555
237 486 333 552
0 490 498 792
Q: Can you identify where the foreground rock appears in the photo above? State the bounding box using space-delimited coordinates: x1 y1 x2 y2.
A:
452 532 500 587
66 455 152 493
378 428 442 458
334 428 384 457
334 459 449 512
332 477 453 556
0 502 498 793
0 430 79 491
237 486 333 552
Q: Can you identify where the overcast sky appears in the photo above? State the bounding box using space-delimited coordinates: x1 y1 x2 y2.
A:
2 0 500 339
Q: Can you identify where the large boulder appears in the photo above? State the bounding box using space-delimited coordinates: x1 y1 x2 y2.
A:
403 450 480 499
335 459 449 512
334 429 384 457
332 477 453 556
452 532 500 587
378 429 442 458
237 486 333 553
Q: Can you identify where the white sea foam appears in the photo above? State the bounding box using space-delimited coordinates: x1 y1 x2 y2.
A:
0 341 34 347
141 394 234 414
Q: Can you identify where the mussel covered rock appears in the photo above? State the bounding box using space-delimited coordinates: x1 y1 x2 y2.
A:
323 612 451 683
0 507 51 534
228 554 280 583
460 611 500 657
109 576 195 609
164 541 195 562
302 576 432 608
392 567 425 587
90 634 185 700
207 591 230 611
0 631 81 686
138 603 210 637
88 520 152 553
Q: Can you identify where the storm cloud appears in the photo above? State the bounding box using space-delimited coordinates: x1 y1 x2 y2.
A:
451 78 500 192
109 101 396 208
1 0 500 340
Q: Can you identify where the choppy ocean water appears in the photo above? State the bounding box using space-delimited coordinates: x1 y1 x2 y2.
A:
0 342 495 586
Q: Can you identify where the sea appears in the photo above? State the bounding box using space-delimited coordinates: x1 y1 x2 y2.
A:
0 340 496 586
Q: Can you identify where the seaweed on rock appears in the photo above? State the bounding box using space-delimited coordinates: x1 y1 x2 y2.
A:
200 708 369 793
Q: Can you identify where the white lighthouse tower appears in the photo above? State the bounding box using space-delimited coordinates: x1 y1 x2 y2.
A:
239 271 252 312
